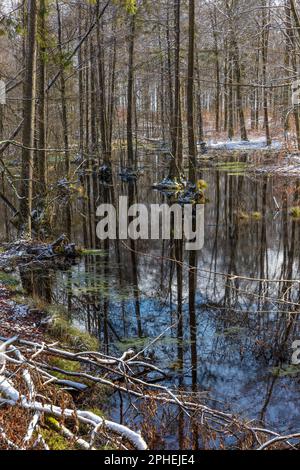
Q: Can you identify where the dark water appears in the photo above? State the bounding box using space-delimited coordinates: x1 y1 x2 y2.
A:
3 151 300 448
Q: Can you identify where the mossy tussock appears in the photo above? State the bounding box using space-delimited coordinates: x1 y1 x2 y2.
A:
40 417 73 450
45 304 99 351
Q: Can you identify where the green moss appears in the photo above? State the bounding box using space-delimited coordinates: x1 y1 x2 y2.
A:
88 407 105 418
271 364 300 377
40 423 72 450
46 305 99 351
42 416 89 450
289 206 300 218
251 211 262 220
116 337 149 352
46 416 60 427
100 443 119 450
81 249 105 256
11 291 27 303
216 161 248 175
0 271 19 287
49 357 81 380
237 209 264 221
196 179 208 190
222 326 246 336
50 357 80 372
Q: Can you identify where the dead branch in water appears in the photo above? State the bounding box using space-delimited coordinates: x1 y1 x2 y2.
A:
0 336 147 450
0 334 299 450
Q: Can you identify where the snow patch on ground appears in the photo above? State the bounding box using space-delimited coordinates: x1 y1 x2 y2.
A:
253 155 300 176
254 164 300 176
207 137 282 151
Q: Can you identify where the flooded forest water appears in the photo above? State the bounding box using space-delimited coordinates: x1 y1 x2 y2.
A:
1 149 300 449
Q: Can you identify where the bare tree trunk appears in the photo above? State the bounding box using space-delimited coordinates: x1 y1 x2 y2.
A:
107 31 117 158
56 0 70 177
232 38 248 140
78 4 84 156
169 0 180 177
226 1 248 141
20 0 37 235
289 0 300 148
166 5 175 159
251 49 259 131
211 6 220 134
169 0 182 179
228 57 234 140
223 43 228 132
262 0 271 146
187 0 197 183
37 0 47 201
196 54 204 142
127 14 135 169
77 3 88 246
96 8 109 165
284 1 291 134
158 28 166 142
56 0 71 238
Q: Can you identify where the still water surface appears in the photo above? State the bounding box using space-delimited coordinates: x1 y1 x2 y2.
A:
4 151 300 448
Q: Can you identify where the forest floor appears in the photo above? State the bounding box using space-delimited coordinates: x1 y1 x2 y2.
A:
0 282 45 342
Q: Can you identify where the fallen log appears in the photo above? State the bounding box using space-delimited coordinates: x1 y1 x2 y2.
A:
0 235 80 269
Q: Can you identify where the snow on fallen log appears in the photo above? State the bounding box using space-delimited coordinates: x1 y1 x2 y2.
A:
0 375 147 450
0 336 19 374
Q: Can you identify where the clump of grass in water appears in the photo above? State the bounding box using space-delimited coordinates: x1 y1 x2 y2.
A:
271 364 300 377
237 210 262 221
251 211 262 220
196 179 208 190
216 160 248 175
289 206 300 219
46 304 99 351
80 249 105 256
